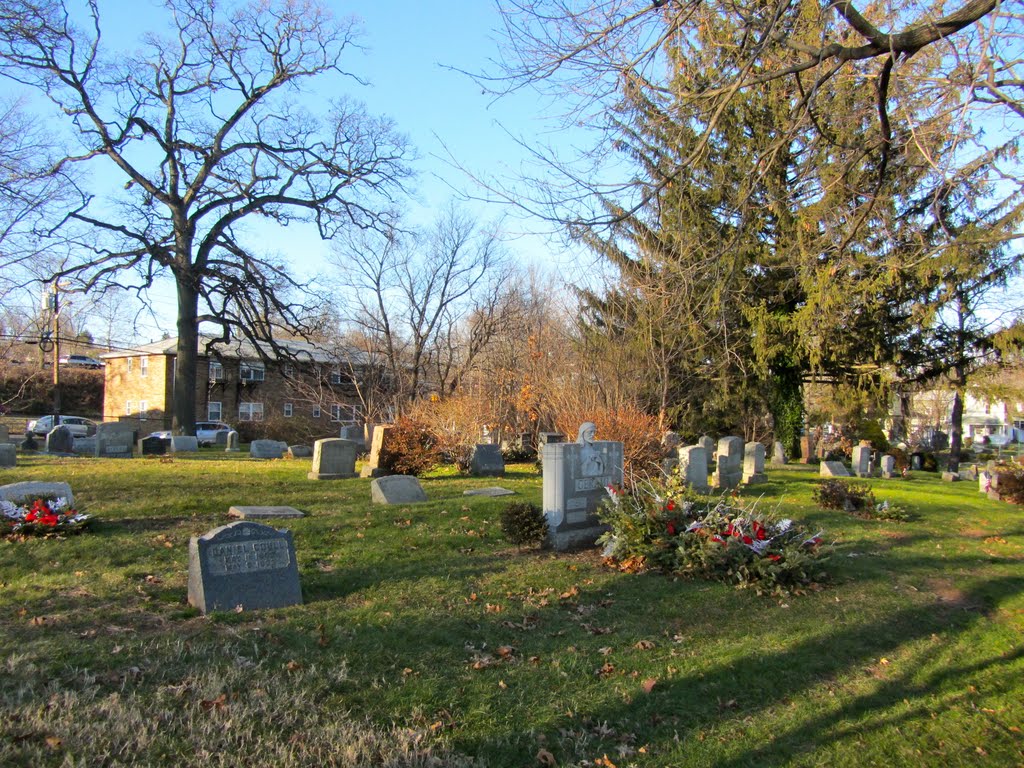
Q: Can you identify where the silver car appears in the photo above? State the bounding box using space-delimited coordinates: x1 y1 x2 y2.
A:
27 415 98 437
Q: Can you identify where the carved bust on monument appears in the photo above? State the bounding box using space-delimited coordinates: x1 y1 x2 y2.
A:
577 422 606 477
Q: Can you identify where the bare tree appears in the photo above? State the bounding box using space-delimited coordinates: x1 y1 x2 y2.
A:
0 0 410 434
331 204 513 412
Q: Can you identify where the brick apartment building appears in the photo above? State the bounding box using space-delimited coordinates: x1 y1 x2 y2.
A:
101 336 367 436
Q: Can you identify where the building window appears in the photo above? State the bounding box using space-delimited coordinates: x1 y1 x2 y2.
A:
238 402 264 421
140 357 148 377
139 400 148 416
329 369 343 385
312 405 321 418
283 402 293 418
208 401 223 421
283 363 294 377
126 358 133 373
331 403 361 424
240 361 265 382
126 400 134 416
209 360 224 381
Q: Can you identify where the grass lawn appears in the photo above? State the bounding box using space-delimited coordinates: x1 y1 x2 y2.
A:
1 453 1022 767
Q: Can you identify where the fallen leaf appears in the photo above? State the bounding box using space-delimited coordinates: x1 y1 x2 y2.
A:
29 616 46 626
200 693 228 711
498 679 507 689
536 748 556 766
634 640 656 650
560 586 579 600
45 736 62 749
596 662 615 677
497 645 515 658
598 646 613 655
285 660 302 671
642 678 658 694
485 603 504 613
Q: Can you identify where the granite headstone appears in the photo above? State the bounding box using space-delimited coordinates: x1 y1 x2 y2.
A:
307 438 358 480
170 435 199 453
95 422 135 458
0 480 74 506
713 436 744 490
0 443 15 468
370 475 428 504
225 430 240 452
138 435 167 455
880 454 896 479
819 461 851 478
250 439 286 459
470 444 505 477
851 445 871 477
46 426 74 455
742 442 767 484
677 445 710 493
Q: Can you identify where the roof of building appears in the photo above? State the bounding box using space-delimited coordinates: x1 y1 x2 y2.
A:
101 335 368 365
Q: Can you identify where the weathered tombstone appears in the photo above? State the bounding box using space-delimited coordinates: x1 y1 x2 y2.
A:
880 454 896 479
225 430 240 452
73 436 97 455
288 444 313 459
250 439 285 459
698 435 716 471
771 441 786 466
851 445 871 478
360 425 394 478
370 475 428 504
21 431 38 451
713 436 744 490
470 444 505 477
213 430 230 447
339 425 365 450
910 452 924 471
542 422 624 551
138 435 167 456
987 472 1001 500
0 443 15 468
228 505 305 519
742 442 767 484
941 471 960 482
960 465 977 481
307 438 358 480
538 432 565 450
660 431 682 477
798 433 815 464
170 435 199 453
0 425 8 443
187 521 302 614
463 487 516 497
820 461 852 478
0 480 74 506
677 445 710 493
45 425 74 455
95 422 135 458
979 470 993 494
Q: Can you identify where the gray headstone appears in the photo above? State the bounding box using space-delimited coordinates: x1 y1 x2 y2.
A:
213 430 230 447
661 431 682 456
0 480 74 506
228 506 305 519
698 435 716 470
360 425 394 478
73 436 97 455
463 487 516 497
46 426 75 455
959 466 977 481
542 423 624 551
910 453 924 471
0 443 15 468
713 436 744 490
170 435 199 453
677 445 709 493
95 422 135 458
941 471 960 482
771 441 786 466
819 461 851 477
21 432 38 451
851 445 871 477
0 425 9 443
188 521 302 614
288 444 313 459
470 444 505 477
307 438 358 480
370 475 428 504
742 442 767 484
225 430 240 452
880 454 896 478
339 425 366 450
979 471 993 493
138 435 167 455
250 439 285 459
538 432 565 451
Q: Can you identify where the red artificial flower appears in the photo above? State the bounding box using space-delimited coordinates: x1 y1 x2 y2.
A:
767 554 782 562
24 510 38 523
666 500 675 511
742 535 753 545
39 514 59 526
666 521 677 535
724 523 735 537
711 534 724 544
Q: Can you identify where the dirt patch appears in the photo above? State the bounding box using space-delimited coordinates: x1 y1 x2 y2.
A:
926 577 987 613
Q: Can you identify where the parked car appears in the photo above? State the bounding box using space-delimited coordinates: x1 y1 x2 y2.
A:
27 414 98 437
58 354 104 369
147 421 232 446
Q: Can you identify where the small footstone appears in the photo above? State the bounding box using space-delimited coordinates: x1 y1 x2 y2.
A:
371 475 427 504
228 505 305 519
463 487 516 497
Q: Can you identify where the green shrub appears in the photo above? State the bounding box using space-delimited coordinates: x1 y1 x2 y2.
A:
377 418 441 476
500 502 548 547
857 420 889 452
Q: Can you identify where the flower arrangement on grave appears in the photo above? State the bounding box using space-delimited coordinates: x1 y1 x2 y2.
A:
597 481 830 595
1 497 92 538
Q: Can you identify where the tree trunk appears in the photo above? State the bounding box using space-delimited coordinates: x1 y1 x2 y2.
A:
172 275 200 436
948 374 965 474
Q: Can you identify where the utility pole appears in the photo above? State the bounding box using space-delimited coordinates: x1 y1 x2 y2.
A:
49 283 61 421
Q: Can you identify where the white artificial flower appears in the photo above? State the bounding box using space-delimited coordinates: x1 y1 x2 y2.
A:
777 518 793 532
1 500 21 519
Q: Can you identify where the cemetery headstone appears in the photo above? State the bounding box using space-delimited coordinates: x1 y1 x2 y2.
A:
910 452 924 471
851 445 871 478
188 521 302 614
0 444 15 468
713 436 744 490
959 465 977 481
799 433 815 463
21 432 38 451
339 425 366 450
880 455 896 479
73 436 97 455
138 435 167 456
0 425 8 443
820 461 852 478
987 472 1001 501
370 475 428 504
742 442 767 484
542 422 624 551
170 435 199 453
228 506 305 519
250 439 286 459
45 425 74 455
307 438 358 480
213 430 230 447
538 432 565 450
463 487 516 497
287 444 313 459
0 480 74 506
470 444 505 477
95 422 135 458
677 445 710 493
979 470 992 494
698 435 716 470
771 441 786 466
225 430 240 452
941 471 960 482
360 425 394 478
